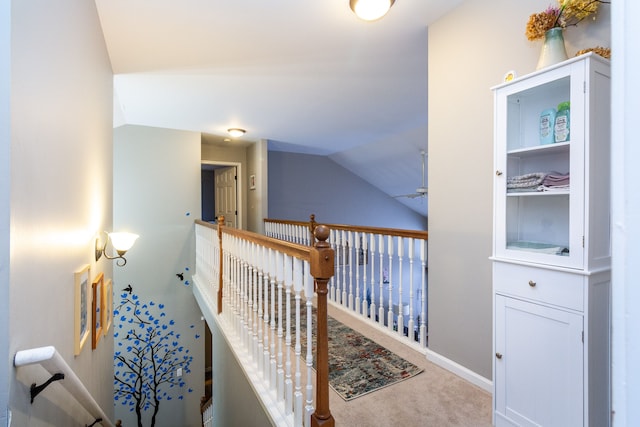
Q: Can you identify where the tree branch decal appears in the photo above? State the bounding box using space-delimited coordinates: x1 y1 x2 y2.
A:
113 289 197 427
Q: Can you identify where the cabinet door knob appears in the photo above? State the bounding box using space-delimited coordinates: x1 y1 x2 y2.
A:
495 170 503 176
529 280 536 287
496 352 503 359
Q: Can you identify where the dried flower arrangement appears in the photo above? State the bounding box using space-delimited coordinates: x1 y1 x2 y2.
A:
575 46 611 59
526 0 610 41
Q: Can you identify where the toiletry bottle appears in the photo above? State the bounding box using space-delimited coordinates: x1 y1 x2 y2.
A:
540 108 556 145
554 101 570 143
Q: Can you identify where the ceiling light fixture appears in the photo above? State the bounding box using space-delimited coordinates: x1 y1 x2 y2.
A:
227 128 246 138
350 0 395 21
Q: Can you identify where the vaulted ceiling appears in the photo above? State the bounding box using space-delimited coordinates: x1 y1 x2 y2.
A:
95 0 463 215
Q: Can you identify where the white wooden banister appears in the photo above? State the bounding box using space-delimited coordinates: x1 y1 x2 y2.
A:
264 216 429 352
14 346 115 427
194 219 335 427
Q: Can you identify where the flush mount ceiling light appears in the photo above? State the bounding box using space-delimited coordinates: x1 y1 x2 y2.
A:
350 0 395 21
227 128 246 138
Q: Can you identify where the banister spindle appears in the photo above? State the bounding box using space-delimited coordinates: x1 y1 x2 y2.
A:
369 233 377 323
217 216 224 313
387 235 394 331
347 230 354 310
341 230 347 307
420 239 427 347
397 236 404 336
361 233 368 318
408 238 415 342
378 234 385 326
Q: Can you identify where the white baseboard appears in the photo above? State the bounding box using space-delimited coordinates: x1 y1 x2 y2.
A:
425 348 493 393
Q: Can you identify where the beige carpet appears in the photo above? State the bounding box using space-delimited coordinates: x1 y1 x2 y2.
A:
326 304 493 427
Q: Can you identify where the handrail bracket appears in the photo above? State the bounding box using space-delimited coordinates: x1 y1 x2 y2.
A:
30 372 65 403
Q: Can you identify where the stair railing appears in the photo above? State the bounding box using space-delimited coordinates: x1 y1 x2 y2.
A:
14 345 115 427
193 218 335 427
265 215 429 350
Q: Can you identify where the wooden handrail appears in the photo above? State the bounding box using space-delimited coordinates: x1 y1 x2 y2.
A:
196 219 312 260
265 215 428 241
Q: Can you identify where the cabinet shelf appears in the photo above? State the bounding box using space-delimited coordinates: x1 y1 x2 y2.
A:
506 190 569 196
507 141 570 156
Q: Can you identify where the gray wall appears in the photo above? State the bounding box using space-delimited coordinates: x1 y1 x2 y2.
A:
114 125 204 427
268 151 427 230
7 0 115 425
427 0 611 380
247 139 269 234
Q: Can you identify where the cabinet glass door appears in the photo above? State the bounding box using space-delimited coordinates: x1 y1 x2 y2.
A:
494 62 585 269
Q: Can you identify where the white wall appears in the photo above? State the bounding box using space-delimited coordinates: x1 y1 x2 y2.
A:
0 0 10 424
8 0 115 425
113 125 204 427
427 0 610 379
611 1 640 425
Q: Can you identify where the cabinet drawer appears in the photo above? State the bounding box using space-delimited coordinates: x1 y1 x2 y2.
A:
493 262 584 311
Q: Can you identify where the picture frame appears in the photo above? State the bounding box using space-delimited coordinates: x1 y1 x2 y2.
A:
74 264 91 356
91 272 104 350
249 174 256 190
103 278 113 336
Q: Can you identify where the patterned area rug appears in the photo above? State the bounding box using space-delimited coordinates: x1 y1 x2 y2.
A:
298 303 423 401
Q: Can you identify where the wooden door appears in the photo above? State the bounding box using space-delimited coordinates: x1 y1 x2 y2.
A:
215 166 237 227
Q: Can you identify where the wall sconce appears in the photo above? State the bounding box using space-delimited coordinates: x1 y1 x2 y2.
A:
95 231 139 267
350 0 395 21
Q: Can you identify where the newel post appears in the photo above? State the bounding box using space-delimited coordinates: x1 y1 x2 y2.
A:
217 215 225 314
310 225 335 427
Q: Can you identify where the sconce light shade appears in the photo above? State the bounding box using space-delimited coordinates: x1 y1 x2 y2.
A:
350 0 395 21
95 231 139 267
227 128 246 138
108 232 139 254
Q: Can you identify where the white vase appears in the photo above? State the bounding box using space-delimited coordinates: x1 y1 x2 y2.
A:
536 27 568 70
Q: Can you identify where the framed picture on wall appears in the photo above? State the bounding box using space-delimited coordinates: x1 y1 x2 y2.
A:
249 174 256 190
74 264 91 356
91 272 104 350
103 277 113 336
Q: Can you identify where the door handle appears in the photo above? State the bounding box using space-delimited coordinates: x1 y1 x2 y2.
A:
496 352 503 359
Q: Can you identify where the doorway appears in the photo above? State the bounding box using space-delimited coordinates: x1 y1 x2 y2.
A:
201 161 242 228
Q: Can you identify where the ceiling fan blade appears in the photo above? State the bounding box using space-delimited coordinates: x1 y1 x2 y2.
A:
393 193 423 199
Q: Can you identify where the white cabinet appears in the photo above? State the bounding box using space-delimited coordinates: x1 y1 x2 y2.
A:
492 54 611 427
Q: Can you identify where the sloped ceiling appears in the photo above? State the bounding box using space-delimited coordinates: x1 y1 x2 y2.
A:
95 0 463 215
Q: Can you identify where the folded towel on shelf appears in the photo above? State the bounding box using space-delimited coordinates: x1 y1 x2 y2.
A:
539 184 570 192
507 172 547 192
543 172 570 187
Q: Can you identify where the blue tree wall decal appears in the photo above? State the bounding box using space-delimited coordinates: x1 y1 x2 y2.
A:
113 288 197 427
